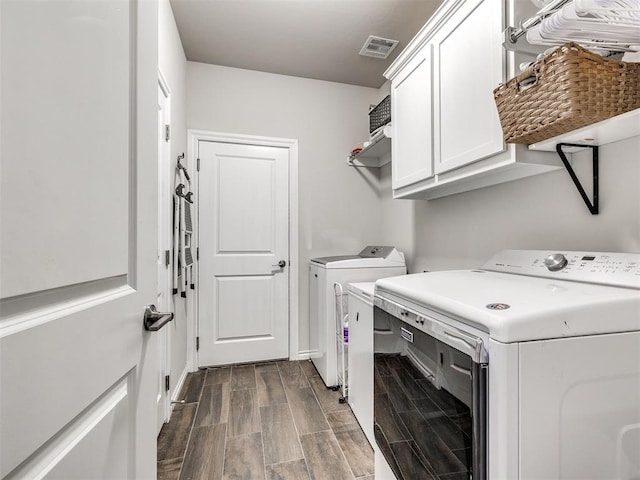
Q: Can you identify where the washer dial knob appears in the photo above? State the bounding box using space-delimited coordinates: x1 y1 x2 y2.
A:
544 253 568 271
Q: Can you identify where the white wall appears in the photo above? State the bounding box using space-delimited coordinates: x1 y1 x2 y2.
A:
379 162 419 266
380 136 640 273
187 63 382 356
159 0 189 391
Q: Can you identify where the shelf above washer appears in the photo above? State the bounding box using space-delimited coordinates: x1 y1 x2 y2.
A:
347 125 392 167
528 109 640 153
527 109 640 215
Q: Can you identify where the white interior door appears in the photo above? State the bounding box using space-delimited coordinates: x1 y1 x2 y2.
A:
156 78 172 432
198 140 290 366
0 1 158 478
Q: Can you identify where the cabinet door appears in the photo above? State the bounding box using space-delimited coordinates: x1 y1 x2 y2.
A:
348 294 374 445
433 0 505 174
391 44 434 190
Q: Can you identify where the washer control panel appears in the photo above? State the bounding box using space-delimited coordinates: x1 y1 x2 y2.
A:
544 253 568 271
483 250 640 288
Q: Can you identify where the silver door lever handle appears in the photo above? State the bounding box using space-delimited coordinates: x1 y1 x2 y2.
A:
143 305 174 331
272 260 286 268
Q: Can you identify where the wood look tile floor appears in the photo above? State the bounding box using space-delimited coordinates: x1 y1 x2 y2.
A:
157 360 374 480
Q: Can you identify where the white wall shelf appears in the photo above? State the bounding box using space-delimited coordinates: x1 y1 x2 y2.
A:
528 109 640 153
528 108 640 215
347 125 392 168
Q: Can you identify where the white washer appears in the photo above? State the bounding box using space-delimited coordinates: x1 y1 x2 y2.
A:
347 282 375 445
309 246 406 387
373 250 640 480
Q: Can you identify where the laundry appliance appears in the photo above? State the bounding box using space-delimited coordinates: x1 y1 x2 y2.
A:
309 246 406 387
372 250 640 480
347 282 376 445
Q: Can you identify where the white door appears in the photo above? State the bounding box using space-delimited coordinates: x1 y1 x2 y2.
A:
156 78 172 432
198 140 290 366
0 1 158 478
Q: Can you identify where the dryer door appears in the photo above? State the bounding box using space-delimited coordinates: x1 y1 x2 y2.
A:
373 301 487 480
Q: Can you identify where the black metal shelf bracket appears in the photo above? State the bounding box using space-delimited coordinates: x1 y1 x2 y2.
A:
555 143 599 215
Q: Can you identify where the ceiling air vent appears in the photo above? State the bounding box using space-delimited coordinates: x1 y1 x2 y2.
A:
359 35 399 59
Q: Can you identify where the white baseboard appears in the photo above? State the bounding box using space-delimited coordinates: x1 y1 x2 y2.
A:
169 366 189 417
293 350 311 361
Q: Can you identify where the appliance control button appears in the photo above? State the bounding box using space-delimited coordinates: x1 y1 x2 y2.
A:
544 253 568 271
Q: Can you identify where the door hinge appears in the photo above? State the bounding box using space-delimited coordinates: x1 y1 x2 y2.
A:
197 158 200 171
165 375 170 392
165 249 171 267
196 337 200 351
165 124 170 142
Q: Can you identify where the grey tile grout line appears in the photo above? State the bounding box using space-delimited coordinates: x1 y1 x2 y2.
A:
180 369 214 480
258 381 269 479
252 364 269 480
299 360 358 480
173 373 202 480
158 370 198 478
219 368 235 479
277 361 313 480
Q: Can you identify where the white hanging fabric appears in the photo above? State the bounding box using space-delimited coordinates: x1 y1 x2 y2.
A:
526 0 640 53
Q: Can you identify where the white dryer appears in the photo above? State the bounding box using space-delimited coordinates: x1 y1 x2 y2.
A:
309 246 406 387
372 250 640 480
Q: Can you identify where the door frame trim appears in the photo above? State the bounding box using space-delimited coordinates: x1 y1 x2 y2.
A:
157 68 172 428
187 129 300 371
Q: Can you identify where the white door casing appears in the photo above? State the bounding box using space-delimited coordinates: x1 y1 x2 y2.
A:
0 1 158 478
156 72 172 432
195 134 298 367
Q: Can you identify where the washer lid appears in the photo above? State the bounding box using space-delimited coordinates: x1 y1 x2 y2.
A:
310 246 405 269
375 270 640 343
311 255 361 265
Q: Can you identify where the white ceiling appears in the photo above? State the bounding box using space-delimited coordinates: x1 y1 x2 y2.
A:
169 0 443 88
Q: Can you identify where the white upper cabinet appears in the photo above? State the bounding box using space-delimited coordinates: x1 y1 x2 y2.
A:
392 45 434 190
433 0 505 174
385 0 559 200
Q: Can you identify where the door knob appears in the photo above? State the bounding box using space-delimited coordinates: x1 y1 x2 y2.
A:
272 260 286 268
143 305 174 331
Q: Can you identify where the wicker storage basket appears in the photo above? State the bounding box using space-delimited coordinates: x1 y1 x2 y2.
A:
493 43 640 144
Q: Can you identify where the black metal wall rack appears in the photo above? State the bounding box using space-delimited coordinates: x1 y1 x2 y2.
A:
556 143 599 215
